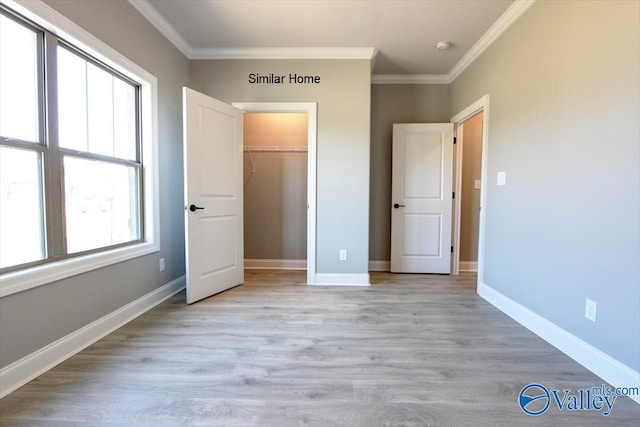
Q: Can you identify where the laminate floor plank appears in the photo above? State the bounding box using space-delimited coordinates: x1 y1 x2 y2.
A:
13 373 355 403
1 270 638 426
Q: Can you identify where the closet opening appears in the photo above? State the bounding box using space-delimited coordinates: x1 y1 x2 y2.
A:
243 112 307 269
233 102 317 284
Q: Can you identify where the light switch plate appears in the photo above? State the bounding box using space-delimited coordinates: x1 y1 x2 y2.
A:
497 171 506 186
474 179 481 190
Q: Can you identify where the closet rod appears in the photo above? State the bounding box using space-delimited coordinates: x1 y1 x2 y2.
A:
243 146 308 153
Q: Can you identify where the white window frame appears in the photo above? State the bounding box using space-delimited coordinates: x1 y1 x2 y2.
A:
0 0 159 297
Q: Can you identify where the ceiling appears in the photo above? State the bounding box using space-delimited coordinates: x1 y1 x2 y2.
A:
132 0 528 79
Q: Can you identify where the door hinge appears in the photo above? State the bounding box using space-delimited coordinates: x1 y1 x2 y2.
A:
452 191 455 199
451 246 454 253
453 137 457 144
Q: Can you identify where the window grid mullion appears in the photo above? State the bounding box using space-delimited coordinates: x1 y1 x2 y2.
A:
42 32 66 259
35 21 49 260
60 148 142 168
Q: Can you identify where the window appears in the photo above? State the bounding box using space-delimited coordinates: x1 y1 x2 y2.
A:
57 46 142 255
0 11 44 269
0 3 158 296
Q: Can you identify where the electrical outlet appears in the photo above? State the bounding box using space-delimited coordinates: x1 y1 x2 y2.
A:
339 249 347 261
159 258 165 272
585 299 597 322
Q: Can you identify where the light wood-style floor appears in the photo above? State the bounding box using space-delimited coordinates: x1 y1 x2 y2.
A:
1 270 638 426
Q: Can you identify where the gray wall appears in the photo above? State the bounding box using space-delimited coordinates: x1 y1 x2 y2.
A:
3 0 637 380
369 84 450 262
243 113 307 260
450 0 640 370
0 0 189 368
460 112 483 263
191 60 371 275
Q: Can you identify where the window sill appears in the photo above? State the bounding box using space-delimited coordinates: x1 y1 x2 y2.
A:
0 241 159 298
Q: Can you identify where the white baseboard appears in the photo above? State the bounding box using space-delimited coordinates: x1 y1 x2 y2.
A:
369 260 390 272
313 273 370 286
478 282 640 404
0 275 186 398
459 261 478 272
244 259 306 270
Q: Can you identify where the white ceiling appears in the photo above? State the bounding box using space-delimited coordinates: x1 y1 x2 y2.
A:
132 0 533 80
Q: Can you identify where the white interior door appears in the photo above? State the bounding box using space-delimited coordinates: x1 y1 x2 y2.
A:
391 123 454 273
183 87 244 304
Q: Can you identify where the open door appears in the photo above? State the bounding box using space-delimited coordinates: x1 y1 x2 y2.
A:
390 123 454 273
183 87 244 304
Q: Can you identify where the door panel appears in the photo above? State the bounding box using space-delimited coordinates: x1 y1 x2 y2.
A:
200 216 237 274
198 107 236 196
404 133 443 199
183 87 244 304
391 123 453 273
403 214 442 256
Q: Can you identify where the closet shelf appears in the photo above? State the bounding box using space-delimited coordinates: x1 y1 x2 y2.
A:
243 146 308 153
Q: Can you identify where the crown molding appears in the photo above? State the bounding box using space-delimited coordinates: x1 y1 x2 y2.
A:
129 0 534 82
128 0 193 57
128 0 376 62
447 0 536 81
371 0 536 85
372 74 450 84
190 47 378 61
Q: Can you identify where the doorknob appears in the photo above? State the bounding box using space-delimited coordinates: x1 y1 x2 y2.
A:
189 204 205 212
393 203 405 209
